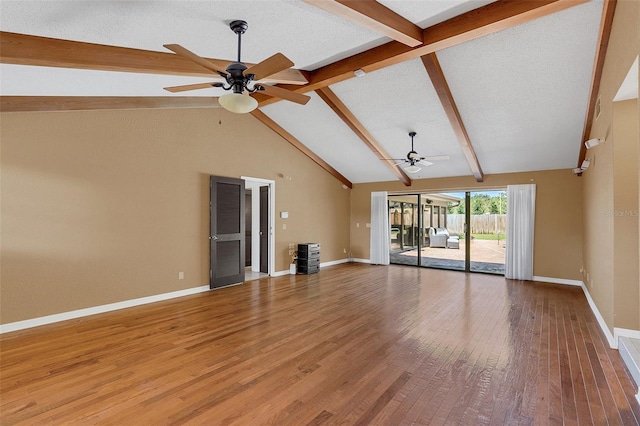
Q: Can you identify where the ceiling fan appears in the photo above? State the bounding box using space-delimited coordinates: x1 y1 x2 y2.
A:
386 132 449 173
163 20 310 113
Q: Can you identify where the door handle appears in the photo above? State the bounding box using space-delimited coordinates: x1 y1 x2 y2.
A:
210 235 218 240
259 231 263 236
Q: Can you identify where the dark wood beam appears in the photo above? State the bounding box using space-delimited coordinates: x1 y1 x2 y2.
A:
421 53 484 182
0 96 220 113
250 109 353 189
577 0 617 168
302 0 423 47
315 87 412 186
256 0 588 106
0 32 308 85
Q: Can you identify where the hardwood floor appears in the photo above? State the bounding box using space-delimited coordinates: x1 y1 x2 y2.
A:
1 263 638 425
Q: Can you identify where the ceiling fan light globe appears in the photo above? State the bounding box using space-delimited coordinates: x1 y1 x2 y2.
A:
404 165 421 174
219 93 258 114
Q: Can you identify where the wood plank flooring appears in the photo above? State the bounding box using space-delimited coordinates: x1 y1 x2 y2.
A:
1 263 639 425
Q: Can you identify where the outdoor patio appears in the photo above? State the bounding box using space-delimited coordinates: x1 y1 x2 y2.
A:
390 238 506 274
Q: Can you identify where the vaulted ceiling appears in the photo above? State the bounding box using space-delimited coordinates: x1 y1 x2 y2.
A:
0 0 614 188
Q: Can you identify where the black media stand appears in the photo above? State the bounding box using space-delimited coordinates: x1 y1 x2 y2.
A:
297 243 320 274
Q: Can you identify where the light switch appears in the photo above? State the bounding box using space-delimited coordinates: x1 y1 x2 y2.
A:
280 211 289 219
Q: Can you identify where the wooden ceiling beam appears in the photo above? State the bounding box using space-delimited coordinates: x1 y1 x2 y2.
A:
421 53 484 182
302 0 423 47
256 0 588 106
316 87 412 186
0 31 308 85
577 0 617 168
0 96 220 113
250 109 353 189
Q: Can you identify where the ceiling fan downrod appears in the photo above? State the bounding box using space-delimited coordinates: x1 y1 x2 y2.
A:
223 20 255 95
407 131 418 164
229 20 248 63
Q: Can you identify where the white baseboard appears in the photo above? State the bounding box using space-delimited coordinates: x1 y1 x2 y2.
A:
579 282 616 348
350 258 371 263
0 285 210 334
320 258 350 268
533 276 583 286
273 258 350 277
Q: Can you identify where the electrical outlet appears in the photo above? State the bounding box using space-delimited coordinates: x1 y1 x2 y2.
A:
178 272 184 280
356 223 360 228
282 223 286 230
343 248 347 253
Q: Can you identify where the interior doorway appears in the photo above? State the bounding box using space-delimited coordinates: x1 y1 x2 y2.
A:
242 176 275 281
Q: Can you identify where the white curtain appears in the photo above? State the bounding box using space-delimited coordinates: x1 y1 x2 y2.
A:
505 184 536 280
370 191 390 265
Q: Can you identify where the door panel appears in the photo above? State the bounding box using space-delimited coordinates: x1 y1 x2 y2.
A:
210 176 245 288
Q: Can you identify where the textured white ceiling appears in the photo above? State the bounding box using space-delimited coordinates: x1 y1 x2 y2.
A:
0 0 606 184
262 92 398 183
378 0 496 29
614 56 639 102
329 58 473 180
0 0 385 70
0 64 229 97
437 0 603 174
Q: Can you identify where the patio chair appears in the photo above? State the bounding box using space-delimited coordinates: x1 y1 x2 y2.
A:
429 227 460 249
428 227 448 248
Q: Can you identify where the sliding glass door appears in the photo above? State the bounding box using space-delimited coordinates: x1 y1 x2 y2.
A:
389 195 420 266
468 190 506 274
388 191 506 275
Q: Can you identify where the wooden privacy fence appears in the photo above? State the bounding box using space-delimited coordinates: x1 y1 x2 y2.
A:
446 214 506 235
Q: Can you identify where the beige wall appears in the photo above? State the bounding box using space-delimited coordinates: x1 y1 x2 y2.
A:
582 0 640 333
613 99 639 330
351 169 583 280
1 108 351 324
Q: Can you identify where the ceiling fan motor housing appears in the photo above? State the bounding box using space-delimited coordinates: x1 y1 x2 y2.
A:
225 61 251 93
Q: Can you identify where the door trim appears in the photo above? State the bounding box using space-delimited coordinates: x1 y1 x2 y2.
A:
241 176 275 276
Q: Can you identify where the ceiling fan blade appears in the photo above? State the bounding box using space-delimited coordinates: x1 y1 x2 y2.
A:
259 84 310 105
418 160 434 167
164 44 228 74
422 155 450 161
245 53 294 81
163 82 222 93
